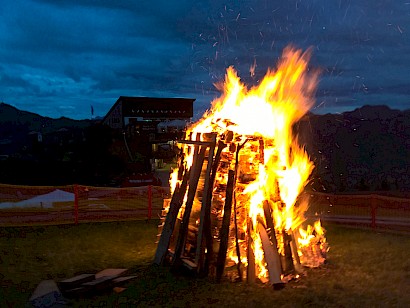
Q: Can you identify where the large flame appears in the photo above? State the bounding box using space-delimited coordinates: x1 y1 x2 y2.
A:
169 46 327 280
189 46 317 137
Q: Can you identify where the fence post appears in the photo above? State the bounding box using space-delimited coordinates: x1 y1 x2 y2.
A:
148 185 153 220
74 184 79 225
370 194 377 229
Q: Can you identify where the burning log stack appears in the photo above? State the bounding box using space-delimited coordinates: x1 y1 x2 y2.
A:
154 46 329 287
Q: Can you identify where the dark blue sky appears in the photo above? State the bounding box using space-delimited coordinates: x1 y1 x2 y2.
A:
1 0 409 120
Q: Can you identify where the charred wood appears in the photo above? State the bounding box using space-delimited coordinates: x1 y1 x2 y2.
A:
216 170 235 282
154 168 189 265
257 222 283 286
246 217 256 283
172 138 207 270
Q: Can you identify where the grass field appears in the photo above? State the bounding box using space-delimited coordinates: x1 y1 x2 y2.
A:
1 221 409 307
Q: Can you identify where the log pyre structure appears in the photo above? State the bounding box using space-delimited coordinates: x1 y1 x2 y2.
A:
154 130 327 287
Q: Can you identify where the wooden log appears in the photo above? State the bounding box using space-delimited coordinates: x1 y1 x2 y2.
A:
233 140 248 281
194 136 221 276
257 222 283 286
246 217 255 283
153 168 190 265
178 140 215 146
232 193 243 281
168 218 182 252
177 150 185 181
225 130 234 143
181 258 198 271
216 169 235 282
289 229 304 273
259 139 265 164
203 140 227 273
261 201 283 277
195 134 216 271
172 141 207 270
281 231 295 274
262 201 279 251
59 274 95 291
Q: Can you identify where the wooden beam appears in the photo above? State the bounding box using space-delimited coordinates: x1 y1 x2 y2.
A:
216 169 235 282
246 217 255 284
233 139 249 281
172 140 207 270
281 231 295 274
262 201 279 253
153 168 190 265
178 140 215 146
289 229 304 273
194 134 217 274
263 200 282 274
257 222 283 286
202 140 227 276
259 139 265 164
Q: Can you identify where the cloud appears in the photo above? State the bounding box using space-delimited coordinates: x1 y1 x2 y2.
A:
0 0 409 119
0 67 39 92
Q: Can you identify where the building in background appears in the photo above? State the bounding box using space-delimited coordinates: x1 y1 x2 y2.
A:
102 96 195 178
103 96 194 130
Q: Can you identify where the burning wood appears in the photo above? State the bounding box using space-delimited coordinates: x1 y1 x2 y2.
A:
154 46 329 287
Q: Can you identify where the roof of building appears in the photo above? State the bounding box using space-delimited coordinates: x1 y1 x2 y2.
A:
103 96 195 123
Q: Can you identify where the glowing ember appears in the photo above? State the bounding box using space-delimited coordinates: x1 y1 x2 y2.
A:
168 46 328 281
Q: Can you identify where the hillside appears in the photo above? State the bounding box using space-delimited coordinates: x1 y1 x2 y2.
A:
296 105 410 192
0 102 409 192
0 102 92 136
0 103 122 186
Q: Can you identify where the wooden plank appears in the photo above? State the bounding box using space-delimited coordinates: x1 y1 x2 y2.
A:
181 258 198 271
63 275 118 296
95 268 128 279
259 139 265 164
178 140 215 146
233 140 248 281
281 231 295 274
194 134 216 273
262 201 278 245
247 217 255 283
112 276 139 285
216 169 235 282
289 229 304 273
81 276 116 292
257 223 283 286
59 274 95 291
262 200 282 275
153 168 190 265
202 140 227 276
172 138 207 269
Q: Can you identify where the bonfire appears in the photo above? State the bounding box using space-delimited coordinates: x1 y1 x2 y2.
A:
155 46 329 287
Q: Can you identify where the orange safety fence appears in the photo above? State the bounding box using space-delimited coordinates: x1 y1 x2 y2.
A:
1 183 410 231
305 191 410 231
0 183 170 226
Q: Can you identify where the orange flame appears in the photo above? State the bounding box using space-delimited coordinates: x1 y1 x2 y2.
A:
171 46 327 280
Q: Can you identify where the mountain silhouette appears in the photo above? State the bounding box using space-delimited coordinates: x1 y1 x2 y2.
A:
0 102 409 192
0 102 92 134
296 105 410 193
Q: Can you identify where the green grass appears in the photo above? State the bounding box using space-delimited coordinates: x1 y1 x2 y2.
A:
0 221 158 305
1 221 410 307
